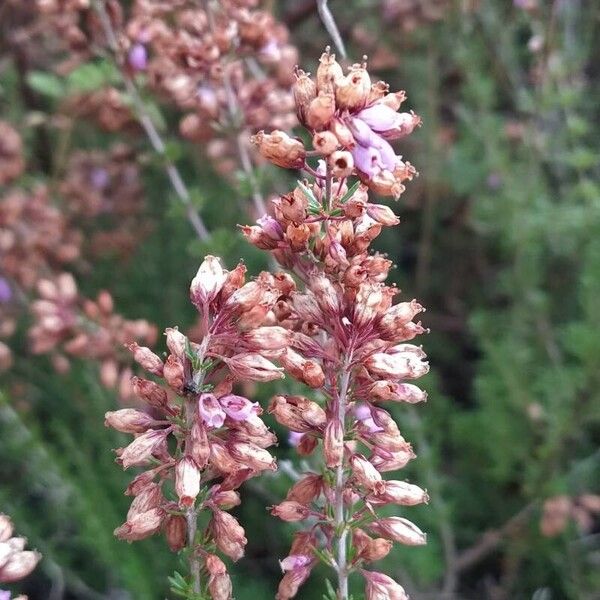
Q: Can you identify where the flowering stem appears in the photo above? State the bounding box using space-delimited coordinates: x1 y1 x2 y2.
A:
333 353 353 600
91 0 210 242
183 333 211 594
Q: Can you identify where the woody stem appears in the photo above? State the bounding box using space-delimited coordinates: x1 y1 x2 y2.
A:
333 353 353 600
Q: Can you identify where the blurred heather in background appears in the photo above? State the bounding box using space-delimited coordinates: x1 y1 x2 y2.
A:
0 0 599 598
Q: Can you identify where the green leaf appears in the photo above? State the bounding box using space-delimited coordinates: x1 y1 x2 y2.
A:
338 179 361 204
27 71 65 99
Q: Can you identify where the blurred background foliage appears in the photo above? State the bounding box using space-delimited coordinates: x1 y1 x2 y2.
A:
1 0 599 598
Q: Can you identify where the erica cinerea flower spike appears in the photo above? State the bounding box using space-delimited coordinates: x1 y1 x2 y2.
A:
106 255 288 598
245 49 428 600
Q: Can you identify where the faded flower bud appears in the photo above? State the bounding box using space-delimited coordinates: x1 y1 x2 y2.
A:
363 570 409 600
206 554 233 600
165 514 187 552
104 409 160 434
271 501 311 522
127 343 164 376
225 353 284 381
324 420 344 468
368 517 427 546
350 454 385 493
286 473 323 505
114 508 165 542
210 510 247 561
252 130 306 169
368 480 429 506
175 456 201 507
190 255 227 307
118 429 169 469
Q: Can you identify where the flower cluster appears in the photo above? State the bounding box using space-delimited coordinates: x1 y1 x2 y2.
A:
540 494 600 538
0 513 41 598
248 50 428 600
124 0 298 152
253 47 420 200
105 255 291 599
28 273 157 399
60 145 149 258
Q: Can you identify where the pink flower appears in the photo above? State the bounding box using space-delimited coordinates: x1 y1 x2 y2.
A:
198 393 226 428
288 431 304 447
219 394 259 422
128 44 148 71
279 554 312 572
354 403 384 433
351 144 383 178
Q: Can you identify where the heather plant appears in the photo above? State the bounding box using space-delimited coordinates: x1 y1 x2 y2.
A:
1 0 599 599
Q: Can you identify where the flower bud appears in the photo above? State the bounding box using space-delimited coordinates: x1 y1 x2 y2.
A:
274 191 307 223
368 517 427 546
243 326 290 351
324 420 344 468
189 420 210 467
252 130 306 169
118 429 169 469
292 68 317 122
210 510 247 561
366 203 400 226
127 343 164 376
379 300 424 338
363 570 409 600
380 90 407 111
279 554 312 572
165 327 187 359
280 348 325 388
114 508 164 541
330 118 356 148
354 283 384 328
190 255 227 307
128 43 147 71
329 150 354 179
368 480 429 506
207 554 233 600
312 131 339 155
209 488 241 510
225 353 284 381
131 377 168 409
229 441 276 471
350 454 384 493
165 514 187 551
286 473 323 505
271 501 311 522
306 92 336 131
276 563 312 600
317 48 344 94
365 352 429 380
369 381 428 404
127 483 164 520
0 549 41 583
268 395 327 432
353 529 393 563
310 275 341 315
175 456 201 507
370 447 416 472
335 62 371 111
104 409 160 434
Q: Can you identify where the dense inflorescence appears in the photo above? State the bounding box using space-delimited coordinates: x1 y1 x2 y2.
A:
246 49 428 600
105 256 297 599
